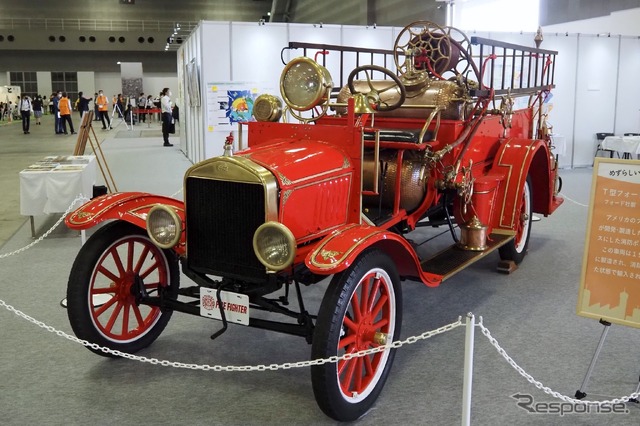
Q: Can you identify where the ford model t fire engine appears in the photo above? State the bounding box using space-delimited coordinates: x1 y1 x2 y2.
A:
65 22 562 421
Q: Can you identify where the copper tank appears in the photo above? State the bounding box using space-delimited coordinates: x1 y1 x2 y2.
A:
335 78 465 120
362 150 429 211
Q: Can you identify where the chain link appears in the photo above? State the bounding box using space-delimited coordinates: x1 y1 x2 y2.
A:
1 197 637 404
169 187 183 199
477 317 640 405
558 192 588 208
0 195 89 259
0 296 463 371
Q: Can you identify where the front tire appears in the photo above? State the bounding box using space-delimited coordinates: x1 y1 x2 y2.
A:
499 175 532 264
311 249 402 421
67 221 179 357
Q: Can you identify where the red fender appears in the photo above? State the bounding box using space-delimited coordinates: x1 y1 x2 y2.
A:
305 223 442 287
488 137 560 231
65 192 186 253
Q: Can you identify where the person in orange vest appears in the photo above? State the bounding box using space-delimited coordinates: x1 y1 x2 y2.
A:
96 90 111 130
58 91 76 134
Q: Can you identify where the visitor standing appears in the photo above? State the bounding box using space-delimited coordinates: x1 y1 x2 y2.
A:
32 96 43 125
42 96 49 115
96 90 111 130
20 95 32 134
77 91 92 119
7 101 14 123
160 87 173 147
93 92 100 120
52 91 63 134
58 92 76 134
137 92 146 122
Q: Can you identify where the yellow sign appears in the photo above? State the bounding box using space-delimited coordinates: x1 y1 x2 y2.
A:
578 158 640 328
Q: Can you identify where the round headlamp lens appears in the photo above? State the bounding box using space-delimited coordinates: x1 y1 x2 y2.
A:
253 222 296 271
280 57 332 111
146 205 181 248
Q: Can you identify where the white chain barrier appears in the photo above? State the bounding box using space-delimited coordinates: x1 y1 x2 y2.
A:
559 192 589 208
0 298 462 371
1 196 638 407
477 316 640 405
170 187 183 199
0 194 89 259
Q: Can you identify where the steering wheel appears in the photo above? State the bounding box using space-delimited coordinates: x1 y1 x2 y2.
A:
394 21 480 82
347 65 407 112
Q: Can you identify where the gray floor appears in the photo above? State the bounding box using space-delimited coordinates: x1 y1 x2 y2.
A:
1 114 639 425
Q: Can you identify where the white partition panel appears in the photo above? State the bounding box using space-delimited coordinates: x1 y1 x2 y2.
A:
179 24 201 163
542 34 579 168
615 37 640 135
288 23 343 87
573 35 620 167
231 23 289 87
181 21 640 169
36 72 52 98
336 25 396 80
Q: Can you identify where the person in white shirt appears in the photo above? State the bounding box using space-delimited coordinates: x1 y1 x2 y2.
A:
160 87 173 147
20 95 32 134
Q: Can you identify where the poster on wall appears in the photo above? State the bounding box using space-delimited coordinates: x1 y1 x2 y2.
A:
205 82 261 132
577 158 640 328
186 59 201 107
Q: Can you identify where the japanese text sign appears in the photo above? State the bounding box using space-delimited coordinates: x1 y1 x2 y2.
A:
578 158 640 328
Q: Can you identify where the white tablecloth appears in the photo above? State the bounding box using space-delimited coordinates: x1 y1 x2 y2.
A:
20 156 96 216
601 136 640 155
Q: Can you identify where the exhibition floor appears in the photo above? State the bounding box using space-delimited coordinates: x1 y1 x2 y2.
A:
1 116 639 425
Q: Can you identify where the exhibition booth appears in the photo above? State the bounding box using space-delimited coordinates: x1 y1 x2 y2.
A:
175 21 640 168
2 6 640 424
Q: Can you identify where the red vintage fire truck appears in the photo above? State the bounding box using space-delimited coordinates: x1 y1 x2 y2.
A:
65 21 562 421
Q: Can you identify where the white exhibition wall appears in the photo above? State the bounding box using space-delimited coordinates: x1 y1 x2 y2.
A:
178 21 640 168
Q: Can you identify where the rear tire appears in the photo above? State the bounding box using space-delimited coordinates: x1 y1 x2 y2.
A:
311 249 402 421
499 175 532 264
67 221 179 357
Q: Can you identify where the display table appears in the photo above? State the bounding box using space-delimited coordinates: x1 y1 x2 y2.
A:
20 155 96 236
601 135 640 159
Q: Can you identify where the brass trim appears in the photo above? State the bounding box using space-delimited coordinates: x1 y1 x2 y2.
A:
277 171 293 186
278 166 353 187
319 249 342 261
309 226 380 269
67 198 184 226
495 140 534 229
75 211 94 220
281 189 293 206
184 156 278 222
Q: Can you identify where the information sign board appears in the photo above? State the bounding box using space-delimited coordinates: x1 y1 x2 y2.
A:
577 158 640 328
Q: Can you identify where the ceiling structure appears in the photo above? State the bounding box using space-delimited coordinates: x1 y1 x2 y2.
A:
0 0 636 73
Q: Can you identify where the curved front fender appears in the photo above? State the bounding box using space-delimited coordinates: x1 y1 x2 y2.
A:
305 224 423 280
65 192 185 250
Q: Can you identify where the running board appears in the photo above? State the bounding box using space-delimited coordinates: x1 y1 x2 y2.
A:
421 233 515 282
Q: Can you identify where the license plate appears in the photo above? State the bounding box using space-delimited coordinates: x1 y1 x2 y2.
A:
199 288 250 325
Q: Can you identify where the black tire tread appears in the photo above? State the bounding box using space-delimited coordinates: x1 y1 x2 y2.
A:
311 249 402 421
67 221 179 357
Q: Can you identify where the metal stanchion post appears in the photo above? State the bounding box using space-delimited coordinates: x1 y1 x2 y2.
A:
575 319 611 399
461 313 475 426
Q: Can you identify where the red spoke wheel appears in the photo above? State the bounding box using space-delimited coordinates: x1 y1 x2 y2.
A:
499 175 532 264
67 221 179 357
311 249 402 421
